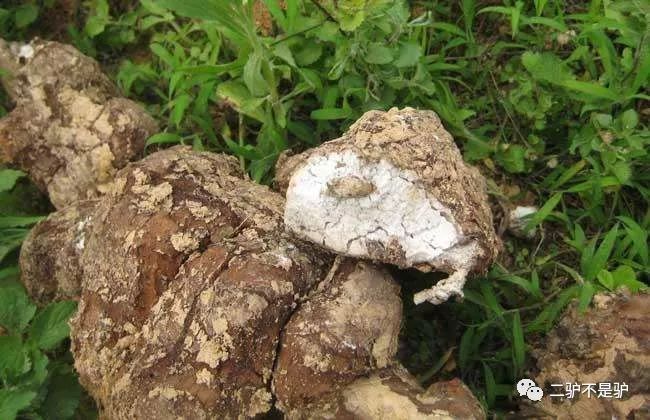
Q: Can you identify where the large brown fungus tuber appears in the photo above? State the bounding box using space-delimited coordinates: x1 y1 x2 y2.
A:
66 146 331 418
0 38 157 208
10 71 487 417
277 107 500 305
273 259 485 419
526 292 650 419
20 145 484 418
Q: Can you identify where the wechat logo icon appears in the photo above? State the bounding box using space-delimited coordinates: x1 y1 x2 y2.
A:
517 378 544 402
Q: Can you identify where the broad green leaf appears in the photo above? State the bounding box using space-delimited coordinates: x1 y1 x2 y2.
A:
0 389 36 420
479 282 503 316
171 93 191 128
294 42 323 67
611 161 631 184
521 51 571 83
20 349 48 389
597 269 615 290
14 3 38 28
364 43 394 65
611 265 647 293
217 81 266 122
620 109 638 130
586 29 616 81
84 15 108 37
534 0 548 16
28 301 77 351
525 16 566 31
0 231 29 264
273 43 296 67
429 22 465 37
497 274 535 297
38 365 82 420
243 52 269 97
496 144 526 173
510 1 523 37
394 42 421 68
0 281 36 334
150 43 176 68
157 0 251 47
0 170 25 193
0 335 26 381
249 153 277 183
0 266 19 280
224 137 259 160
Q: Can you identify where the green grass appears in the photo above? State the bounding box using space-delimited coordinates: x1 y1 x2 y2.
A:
0 0 648 417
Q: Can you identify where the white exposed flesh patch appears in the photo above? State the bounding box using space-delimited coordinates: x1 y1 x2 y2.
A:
413 268 469 305
18 44 34 59
508 205 538 239
284 151 463 267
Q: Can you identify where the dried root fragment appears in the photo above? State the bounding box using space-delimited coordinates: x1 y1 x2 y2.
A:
19 199 97 305
278 107 499 305
0 38 158 209
526 292 650 419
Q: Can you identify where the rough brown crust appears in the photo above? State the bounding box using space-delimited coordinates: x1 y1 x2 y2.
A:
19 199 97 305
17 144 487 417
277 107 500 275
273 259 485 419
68 146 331 418
527 292 650 419
273 259 403 413
0 39 158 209
281 365 485 419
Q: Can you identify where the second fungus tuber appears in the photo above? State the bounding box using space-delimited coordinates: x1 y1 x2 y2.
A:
0 39 157 209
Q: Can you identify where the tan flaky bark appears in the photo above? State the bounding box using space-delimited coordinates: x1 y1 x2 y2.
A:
67 146 330 418
19 199 97 305
0 39 157 208
525 292 650 419
277 107 500 305
273 259 485 419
